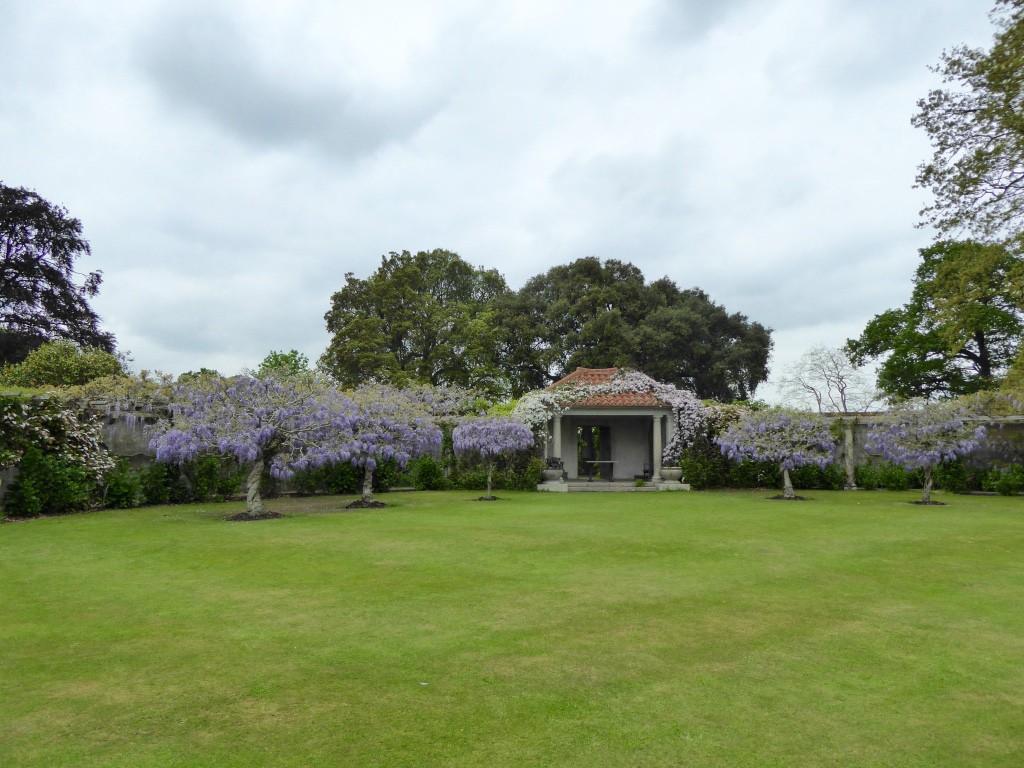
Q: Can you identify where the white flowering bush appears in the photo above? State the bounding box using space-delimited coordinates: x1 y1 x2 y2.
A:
1 395 115 517
511 369 706 464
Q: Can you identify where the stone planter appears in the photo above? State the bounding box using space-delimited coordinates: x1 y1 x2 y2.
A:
542 468 565 482
660 467 684 482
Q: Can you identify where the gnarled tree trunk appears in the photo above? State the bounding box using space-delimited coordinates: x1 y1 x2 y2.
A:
782 467 795 499
245 458 265 516
921 466 934 504
362 465 375 503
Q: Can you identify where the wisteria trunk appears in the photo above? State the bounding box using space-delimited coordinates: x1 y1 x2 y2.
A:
782 467 795 499
362 465 375 503
245 459 265 516
486 462 494 498
921 467 934 504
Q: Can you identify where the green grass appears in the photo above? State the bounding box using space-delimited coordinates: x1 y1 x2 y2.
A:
2 490 1022 767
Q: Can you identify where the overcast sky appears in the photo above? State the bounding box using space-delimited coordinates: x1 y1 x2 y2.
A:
0 0 997 399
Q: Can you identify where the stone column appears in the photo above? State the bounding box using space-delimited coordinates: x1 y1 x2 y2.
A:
843 418 857 489
553 414 562 462
652 414 663 476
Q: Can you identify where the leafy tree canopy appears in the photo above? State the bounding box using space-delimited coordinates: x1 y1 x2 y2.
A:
847 240 1024 400
256 349 310 378
914 1 1024 240
0 340 125 389
320 250 510 397
0 183 116 365
498 257 772 400
321 253 772 402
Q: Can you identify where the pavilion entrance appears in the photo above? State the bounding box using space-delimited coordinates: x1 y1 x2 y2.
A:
577 425 612 480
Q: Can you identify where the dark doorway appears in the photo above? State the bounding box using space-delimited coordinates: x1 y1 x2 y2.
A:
577 425 612 479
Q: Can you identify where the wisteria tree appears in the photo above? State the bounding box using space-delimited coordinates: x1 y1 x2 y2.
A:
866 400 986 504
346 384 444 506
151 375 359 519
452 417 535 499
715 408 836 499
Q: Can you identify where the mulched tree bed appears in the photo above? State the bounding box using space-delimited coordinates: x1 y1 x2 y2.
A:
768 495 807 501
345 499 388 509
226 511 284 521
476 496 500 502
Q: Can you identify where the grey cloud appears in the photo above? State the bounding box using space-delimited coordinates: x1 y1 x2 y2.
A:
768 2 994 96
642 0 758 42
138 8 440 160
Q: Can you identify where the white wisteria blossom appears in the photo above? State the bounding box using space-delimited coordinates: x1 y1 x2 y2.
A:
512 369 706 464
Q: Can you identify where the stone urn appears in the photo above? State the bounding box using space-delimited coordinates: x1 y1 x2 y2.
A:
542 468 565 482
660 467 684 482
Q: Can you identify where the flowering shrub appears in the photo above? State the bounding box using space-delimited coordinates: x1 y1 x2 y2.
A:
1 395 114 516
866 399 986 503
511 369 706 464
715 408 835 499
453 417 535 497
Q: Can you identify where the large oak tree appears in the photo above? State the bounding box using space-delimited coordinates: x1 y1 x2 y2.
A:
319 249 509 396
497 258 772 400
847 240 1024 399
321 253 772 401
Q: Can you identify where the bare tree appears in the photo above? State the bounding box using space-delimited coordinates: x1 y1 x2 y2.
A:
778 346 880 490
779 346 879 414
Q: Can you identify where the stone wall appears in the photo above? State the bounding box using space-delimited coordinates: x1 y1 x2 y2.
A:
827 414 1024 485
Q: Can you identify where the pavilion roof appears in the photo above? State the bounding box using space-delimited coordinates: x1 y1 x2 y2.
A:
547 367 670 408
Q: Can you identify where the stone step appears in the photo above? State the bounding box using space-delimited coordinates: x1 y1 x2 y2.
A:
565 482 659 492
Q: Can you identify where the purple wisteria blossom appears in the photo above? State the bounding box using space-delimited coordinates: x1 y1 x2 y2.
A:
715 408 836 499
347 384 444 504
453 417 535 498
150 375 359 518
866 399 986 503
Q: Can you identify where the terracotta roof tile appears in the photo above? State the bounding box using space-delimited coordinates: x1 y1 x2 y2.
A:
549 367 618 387
548 367 670 409
575 392 666 407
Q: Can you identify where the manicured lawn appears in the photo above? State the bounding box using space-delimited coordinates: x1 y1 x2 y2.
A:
2 490 1022 767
